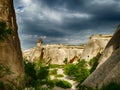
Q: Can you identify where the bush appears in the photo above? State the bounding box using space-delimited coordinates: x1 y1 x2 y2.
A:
36 66 49 80
55 79 72 89
24 60 37 87
24 59 49 87
0 81 4 90
64 59 90 83
55 74 64 78
77 85 93 90
46 80 55 88
89 57 98 73
64 64 77 76
101 82 120 90
63 58 68 64
49 69 58 75
0 64 12 78
0 22 13 41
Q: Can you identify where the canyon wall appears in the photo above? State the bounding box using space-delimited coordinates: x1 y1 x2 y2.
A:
82 25 120 89
23 34 112 65
80 34 112 61
23 42 85 64
0 0 24 87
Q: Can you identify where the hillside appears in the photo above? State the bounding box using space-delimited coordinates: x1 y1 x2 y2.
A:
82 25 120 89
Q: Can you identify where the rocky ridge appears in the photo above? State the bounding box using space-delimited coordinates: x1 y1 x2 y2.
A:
82 25 120 89
23 42 85 64
23 34 112 65
80 34 112 61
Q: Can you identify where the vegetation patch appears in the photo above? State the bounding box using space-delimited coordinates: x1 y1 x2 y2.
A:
49 69 58 75
0 64 12 78
24 58 49 88
55 74 64 78
64 59 90 83
63 58 68 64
54 79 72 89
101 82 120 90
89 57 99 73
0 22 13 41
0 81 4 90
49 64 64 68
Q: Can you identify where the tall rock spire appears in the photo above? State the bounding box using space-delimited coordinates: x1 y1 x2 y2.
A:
0 0 24 87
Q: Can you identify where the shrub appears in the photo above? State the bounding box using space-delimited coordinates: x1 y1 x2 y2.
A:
24 59 49 87
89 57 98 73
0 22 13 41
77 85 93 90
49 69 58 75
24 60 37 87
55 74 64 78
46 80 55 88
36 66 49 80
64 59 90 83
63 58 68 64
89 57 98 66
0 81 4 90
55 79 72 89
64 64 77 76
101 82 120 90
0 64 12 78
35 86 51 90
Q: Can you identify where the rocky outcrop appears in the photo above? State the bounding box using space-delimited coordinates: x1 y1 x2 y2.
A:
82 25 120 89
98 25 120 67
0 0 24 87
24 34 112 64
23 41 85 64
80 34 112 61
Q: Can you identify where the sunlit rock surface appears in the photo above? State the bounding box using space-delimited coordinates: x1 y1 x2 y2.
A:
23 42 85 64
81 34 112 61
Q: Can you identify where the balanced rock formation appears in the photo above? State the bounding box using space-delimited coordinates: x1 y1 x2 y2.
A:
82 25 120 89
81 34 112 61
0 0 24 87
23 40 85 64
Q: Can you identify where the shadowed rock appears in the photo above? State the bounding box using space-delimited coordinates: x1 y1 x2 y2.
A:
0 0 24 87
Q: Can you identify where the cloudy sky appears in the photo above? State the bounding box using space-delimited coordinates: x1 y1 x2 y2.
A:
14 0 120 50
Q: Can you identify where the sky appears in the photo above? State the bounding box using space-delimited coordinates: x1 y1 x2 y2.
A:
13 0 120 50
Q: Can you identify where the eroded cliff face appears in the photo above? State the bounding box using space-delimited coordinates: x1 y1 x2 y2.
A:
23 43 85 64
80 34 112 61
0 0 24 87
24 34 112 64
82 25 120 89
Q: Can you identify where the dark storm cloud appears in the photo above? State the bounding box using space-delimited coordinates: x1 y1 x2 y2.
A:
14 0 120 50
40 0 86 9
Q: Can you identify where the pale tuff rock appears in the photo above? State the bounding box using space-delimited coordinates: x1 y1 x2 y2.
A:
23 42 85 64
0 0 24 87
82 25 120 89
80 34 112 61
98 25 120 67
